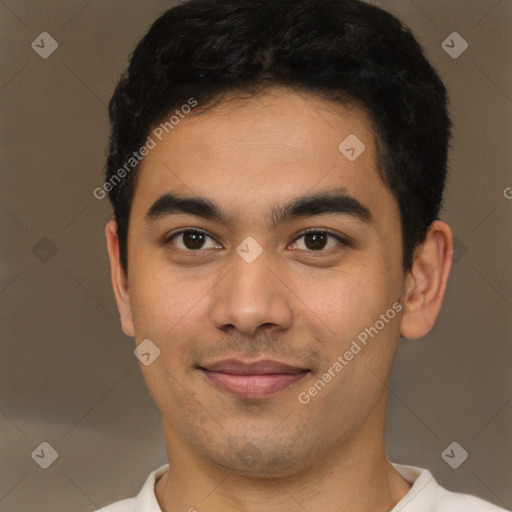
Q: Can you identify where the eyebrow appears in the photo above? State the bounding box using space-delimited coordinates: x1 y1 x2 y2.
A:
144 187 373 227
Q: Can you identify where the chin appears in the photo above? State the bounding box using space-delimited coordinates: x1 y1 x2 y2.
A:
201 436 316 478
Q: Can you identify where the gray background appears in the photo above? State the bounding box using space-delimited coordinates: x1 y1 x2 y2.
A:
0 0 511 510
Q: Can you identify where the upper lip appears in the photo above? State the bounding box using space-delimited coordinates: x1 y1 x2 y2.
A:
199 359 309 375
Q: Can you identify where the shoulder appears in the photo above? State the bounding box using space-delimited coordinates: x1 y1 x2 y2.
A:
391 463 507 512
92 464 169 512
93 497 135 512
430 485 507 511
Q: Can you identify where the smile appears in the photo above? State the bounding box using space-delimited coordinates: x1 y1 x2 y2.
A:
200 369 309 398
198 359 310 398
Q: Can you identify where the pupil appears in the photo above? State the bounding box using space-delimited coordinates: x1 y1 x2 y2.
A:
305 233 326 250
184 232 205 249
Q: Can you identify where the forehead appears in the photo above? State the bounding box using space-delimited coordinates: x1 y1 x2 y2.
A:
131 88 396 227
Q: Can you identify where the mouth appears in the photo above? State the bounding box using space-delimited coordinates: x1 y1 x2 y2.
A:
197 359 310 399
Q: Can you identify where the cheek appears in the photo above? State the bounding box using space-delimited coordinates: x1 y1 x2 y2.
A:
129 260 209 336
314 262 388 325
307 258 403 366
129 265 216 376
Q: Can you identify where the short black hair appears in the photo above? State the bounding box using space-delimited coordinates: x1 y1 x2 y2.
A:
105 0 452 274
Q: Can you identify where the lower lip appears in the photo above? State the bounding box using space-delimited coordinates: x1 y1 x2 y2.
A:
200 369 308 398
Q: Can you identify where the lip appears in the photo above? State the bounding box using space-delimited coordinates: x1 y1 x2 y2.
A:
201 358 308 374
198 359 310 398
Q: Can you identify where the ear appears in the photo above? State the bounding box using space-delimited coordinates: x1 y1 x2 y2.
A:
105 219 135 337
400 220 453 339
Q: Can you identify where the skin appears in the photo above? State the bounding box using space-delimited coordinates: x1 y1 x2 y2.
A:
106 87 453 512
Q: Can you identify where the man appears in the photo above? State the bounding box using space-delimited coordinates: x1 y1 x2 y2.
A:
98 0 506 510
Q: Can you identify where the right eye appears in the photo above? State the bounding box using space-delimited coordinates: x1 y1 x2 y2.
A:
165 229 222 252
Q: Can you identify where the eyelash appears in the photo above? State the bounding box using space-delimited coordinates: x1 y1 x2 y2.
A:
164 228 349 254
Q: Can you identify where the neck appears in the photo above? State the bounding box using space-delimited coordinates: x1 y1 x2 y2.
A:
155 394 411 512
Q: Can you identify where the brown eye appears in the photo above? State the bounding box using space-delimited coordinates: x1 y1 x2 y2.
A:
291 230 345 252
167 230 220 251
182 231 206 249
304 232 328 250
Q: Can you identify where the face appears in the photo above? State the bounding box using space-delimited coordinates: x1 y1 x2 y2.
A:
115 88 408 477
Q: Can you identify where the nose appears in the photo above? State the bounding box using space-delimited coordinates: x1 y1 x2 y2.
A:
209 246 293 337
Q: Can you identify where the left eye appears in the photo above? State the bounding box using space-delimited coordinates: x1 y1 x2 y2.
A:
290 231 344 251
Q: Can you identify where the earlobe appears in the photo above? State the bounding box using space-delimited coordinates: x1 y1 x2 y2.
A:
105 220 135 337
400 221 453 339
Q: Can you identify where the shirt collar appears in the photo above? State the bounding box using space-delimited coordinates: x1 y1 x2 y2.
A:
133 463 169 511
390 463 438 510
132 462 436 511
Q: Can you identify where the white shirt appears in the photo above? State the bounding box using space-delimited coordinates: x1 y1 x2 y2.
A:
95 463 507 511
